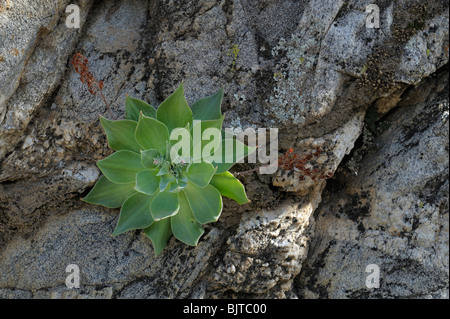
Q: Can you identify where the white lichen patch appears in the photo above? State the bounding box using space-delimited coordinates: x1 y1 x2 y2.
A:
21 135 34 149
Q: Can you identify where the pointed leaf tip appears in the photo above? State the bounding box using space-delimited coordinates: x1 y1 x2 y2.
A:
81 176 136 208
125 96 156 121
135 114 169 154
210 171 250 205
144 218 172 256
183 183 223 224
99 116 141 153
156 83 193 133
111 192 155 236
191 88 223 121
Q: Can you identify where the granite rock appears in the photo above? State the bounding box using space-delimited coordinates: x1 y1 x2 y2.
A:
0 0 448 298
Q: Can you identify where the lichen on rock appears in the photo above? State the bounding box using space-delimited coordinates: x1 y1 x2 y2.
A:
0 0 448 299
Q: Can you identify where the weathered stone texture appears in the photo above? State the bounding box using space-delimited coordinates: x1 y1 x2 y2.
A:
0 0 448 298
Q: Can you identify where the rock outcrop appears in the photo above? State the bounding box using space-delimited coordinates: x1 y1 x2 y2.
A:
0 0 448 298
296 67 449 298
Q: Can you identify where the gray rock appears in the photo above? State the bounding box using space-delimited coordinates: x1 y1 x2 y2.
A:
0 207 225 298
295 70 449 298
0 0 92 159
0 0 448 298
209 182 324 298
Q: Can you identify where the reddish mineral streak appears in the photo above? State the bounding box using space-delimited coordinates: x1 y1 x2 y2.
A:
71 52 113 118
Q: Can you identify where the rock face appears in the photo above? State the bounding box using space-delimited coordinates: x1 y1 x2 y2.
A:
296 68 449 298
0 0 448 298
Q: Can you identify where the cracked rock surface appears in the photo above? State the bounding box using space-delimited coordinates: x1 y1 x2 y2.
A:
296 68 449 298
0 0 448 298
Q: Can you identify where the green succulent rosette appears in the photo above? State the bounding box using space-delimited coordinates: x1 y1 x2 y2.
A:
82 84 255 255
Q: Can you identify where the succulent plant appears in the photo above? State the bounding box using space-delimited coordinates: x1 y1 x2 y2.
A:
82 83 254 255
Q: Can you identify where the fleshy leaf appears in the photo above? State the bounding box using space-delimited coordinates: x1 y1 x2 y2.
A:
184 162 216 188
100 116 141 153
157 165 170 176
135 113 169 154
191 116 224 162
143 218 172 256
135 170 160 195
125 95 156 121
211 138 257 174
82 176 136 208
159 173 175 192
111 192 155 236
169 179 188 193
171 191 204 246
150 187 180 220
169 182 180 193
84 85 254 253
141 149 161 169
156 83 193 133
210 171 250 204
191 88 223 121
183 182 222 224
97 150 144 184
169 127 192 159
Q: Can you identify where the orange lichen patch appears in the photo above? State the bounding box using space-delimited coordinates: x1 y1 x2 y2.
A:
10 48 19 56
0 54 4 63
71 52 112 118
72 52 97 94
278 147 334 182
